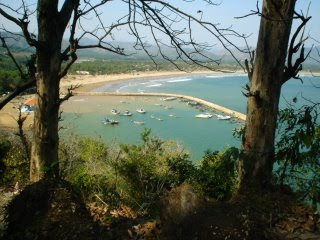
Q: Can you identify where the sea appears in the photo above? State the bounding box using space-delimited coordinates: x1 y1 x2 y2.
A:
61 73 319 163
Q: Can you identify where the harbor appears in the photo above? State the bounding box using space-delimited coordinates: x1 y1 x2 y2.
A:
73 91 247 121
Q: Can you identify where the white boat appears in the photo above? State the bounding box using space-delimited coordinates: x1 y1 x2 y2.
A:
187 101 199 106
216 114 231 120
169 114 176 118
133 121 145 125
101 118 119 125
122 110 132 116
111 109 120 115
195 113 213 119
150 115 155 119
136 108 146 114
156 118 163 121
160 97 177 101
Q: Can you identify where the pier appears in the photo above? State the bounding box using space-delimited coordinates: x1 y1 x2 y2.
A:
73 91 247 121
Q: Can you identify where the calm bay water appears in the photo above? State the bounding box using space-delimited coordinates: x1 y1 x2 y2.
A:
61 74 319 162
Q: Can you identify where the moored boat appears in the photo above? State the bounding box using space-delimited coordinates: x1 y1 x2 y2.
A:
160 97 177 101
101 117 119 125
136 108 146 114
187 101 199 106
195 113 213 119
216 114 231 120
111 109 120 115
133 121 145 125
122 110 132 116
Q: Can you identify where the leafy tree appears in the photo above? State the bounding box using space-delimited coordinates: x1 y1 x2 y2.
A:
275 102 320 208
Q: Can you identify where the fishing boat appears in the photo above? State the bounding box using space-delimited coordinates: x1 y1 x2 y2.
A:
111 109 120 115
195 113 213 119
216 114 231 120
160 97 177 101
136 108 146 114
101 117 119 125
133 121 145 125
187 101 199 106
122 110 132 116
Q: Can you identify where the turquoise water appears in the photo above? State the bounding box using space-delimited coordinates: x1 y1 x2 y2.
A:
61 96 242 163
61 74 319 162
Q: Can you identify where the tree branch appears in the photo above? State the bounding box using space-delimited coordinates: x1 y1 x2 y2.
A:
0 8 38 47
58 84 81 105
0 79 35 110
283 12 311 84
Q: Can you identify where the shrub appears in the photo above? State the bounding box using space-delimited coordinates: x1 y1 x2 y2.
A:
59 136 121 207
193 147 239 200
116 129 193 212
59 131 240 212
0 135 29 186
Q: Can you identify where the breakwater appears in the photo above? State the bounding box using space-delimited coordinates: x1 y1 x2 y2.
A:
73 91 247 121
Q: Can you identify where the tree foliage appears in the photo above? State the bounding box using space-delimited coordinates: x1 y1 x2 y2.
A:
275 101 320 208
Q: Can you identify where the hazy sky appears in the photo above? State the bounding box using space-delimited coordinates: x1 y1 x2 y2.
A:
1 0 319 48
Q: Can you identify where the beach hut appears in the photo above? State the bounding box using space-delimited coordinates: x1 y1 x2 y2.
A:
21 98 35 112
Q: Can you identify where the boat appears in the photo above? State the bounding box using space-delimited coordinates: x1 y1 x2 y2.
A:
156 118 163 121
169 114 176 118
101 117 120 125
133 121 145 125
111 109 120 115
136 108 146 114
187 101 199 106
122 110 132 116
160 97 177 101
195 113 213 119
216 114 231 120
150 115 155 119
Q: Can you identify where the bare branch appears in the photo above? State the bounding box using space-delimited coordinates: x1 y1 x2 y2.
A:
15 105 30 162
59 84 81 105
0 79 35 110
283 12 312 84
0 34 24 77
0 7 38 47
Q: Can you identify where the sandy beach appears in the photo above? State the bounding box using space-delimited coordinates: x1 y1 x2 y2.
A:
60 70 222 92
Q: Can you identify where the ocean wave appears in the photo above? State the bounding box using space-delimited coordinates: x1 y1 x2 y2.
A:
206 74 246 79
116 84 131 93
146 83 162 87
167 78 192 83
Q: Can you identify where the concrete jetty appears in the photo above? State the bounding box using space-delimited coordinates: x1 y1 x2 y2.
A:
73 91 247 121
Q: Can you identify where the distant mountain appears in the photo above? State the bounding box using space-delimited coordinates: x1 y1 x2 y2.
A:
1 31 319 70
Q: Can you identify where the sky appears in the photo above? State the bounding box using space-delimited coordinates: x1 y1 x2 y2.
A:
1 0 319 49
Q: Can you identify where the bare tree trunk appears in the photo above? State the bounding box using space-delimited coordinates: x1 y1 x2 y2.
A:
238 0 296 192
30 1 63 181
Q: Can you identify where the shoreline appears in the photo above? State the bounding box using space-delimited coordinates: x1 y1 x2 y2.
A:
3 69 316 129
61 69 318 93
2 70 236 130
60 70 241 93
